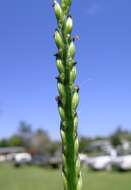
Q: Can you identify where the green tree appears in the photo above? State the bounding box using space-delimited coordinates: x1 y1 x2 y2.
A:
18 121 32 149
31 128 52 155
49 141 61 156
9 135 23 147
110 134 122 147
110 126 123 147
79 137 92 153
0 139 9 147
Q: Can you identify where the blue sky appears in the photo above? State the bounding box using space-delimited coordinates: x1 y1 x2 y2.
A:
0 0 131 139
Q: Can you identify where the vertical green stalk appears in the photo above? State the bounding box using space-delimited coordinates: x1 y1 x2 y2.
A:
53 1 82 190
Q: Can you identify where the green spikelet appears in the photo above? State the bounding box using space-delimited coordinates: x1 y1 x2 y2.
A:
56 59 65 73
64 16 73 34
72 91 79 110
53 1 63 21
53 1 82 190
70 66 77 84
54 30 64 49
68 41 75 58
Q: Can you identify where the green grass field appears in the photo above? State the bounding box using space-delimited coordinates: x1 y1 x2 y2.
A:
0 164 131 190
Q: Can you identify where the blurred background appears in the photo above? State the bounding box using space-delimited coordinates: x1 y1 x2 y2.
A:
0 0 131 190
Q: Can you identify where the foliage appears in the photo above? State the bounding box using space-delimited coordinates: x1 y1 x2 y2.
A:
110 126 131 147
17 121 32 149
0 139 9 147
0 121 60 156
9 135 23 147
31 128 52 155
0 123 131 155
110 134 122 147
79 137 92 153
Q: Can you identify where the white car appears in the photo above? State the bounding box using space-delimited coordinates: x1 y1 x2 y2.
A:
87 155 112 171
14 153 32 166
113 154 131 171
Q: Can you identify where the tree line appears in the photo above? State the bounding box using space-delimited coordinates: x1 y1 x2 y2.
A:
0 122 131 155
0 121 60 156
